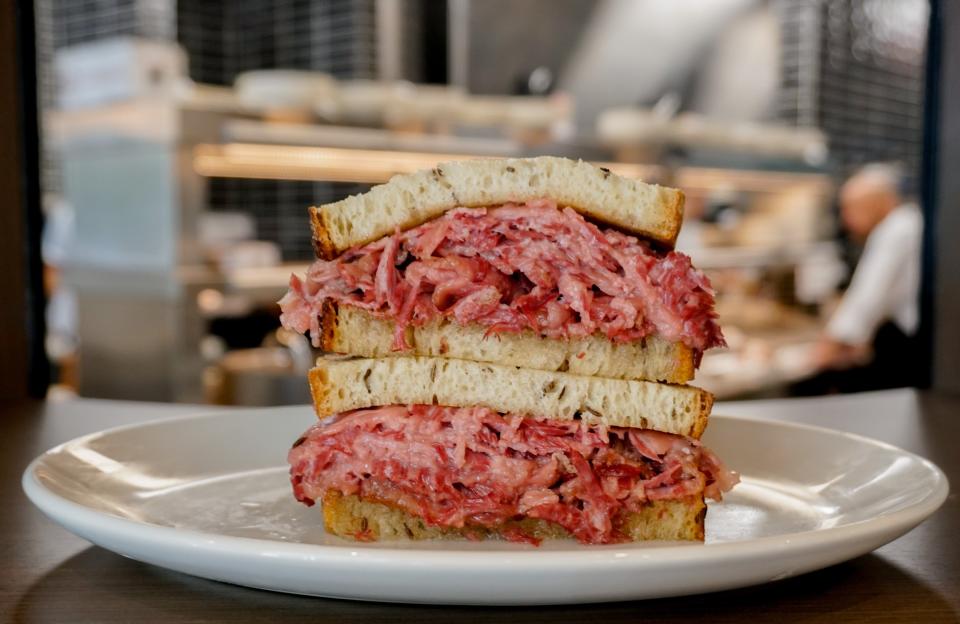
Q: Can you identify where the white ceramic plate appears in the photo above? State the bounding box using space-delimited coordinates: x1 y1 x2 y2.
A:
23 407 948 605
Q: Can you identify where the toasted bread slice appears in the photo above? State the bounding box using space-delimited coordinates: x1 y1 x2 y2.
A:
322 490 706 543
310 156 685 259
319 302 696 383
308 356 712 438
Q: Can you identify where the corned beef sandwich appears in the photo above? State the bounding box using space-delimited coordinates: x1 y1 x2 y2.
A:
280 157 736 545
280 157 724 383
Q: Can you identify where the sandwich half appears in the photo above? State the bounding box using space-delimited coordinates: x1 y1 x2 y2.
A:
287 356 737 545
279 157 724 384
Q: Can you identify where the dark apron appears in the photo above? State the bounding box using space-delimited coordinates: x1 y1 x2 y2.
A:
869 321 921 389
792 321 919 395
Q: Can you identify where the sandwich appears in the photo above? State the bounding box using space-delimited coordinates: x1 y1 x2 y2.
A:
287 356 735 544
279 157 724 383
280 157 736 545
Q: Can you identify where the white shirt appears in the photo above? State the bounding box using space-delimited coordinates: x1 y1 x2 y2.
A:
827 204 923 345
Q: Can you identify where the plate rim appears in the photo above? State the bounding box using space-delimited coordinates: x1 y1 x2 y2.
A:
21 408 950 569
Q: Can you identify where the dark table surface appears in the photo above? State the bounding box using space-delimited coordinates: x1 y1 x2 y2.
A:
2 389 958 623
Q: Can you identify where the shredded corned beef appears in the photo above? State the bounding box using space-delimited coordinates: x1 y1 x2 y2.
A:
279 200 725 353
288 405 739 545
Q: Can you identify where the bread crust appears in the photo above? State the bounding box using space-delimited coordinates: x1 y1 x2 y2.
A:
320 301 696 383
322 490 706 543
310 210 336 260
307 356 713 438
309 157 685 259
691 391 714 439
319 299 338 351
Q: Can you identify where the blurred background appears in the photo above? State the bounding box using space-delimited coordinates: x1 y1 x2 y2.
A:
31 0 935 405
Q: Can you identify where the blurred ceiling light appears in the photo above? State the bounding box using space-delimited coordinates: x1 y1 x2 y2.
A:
192 143 662 184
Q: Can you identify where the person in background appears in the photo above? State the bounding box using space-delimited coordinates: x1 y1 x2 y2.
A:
808 163 923 391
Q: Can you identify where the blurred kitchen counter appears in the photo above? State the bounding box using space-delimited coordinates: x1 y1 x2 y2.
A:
699 337 820 400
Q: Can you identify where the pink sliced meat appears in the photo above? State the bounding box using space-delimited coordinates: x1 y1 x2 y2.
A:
279 200 724 353
289 405 739 545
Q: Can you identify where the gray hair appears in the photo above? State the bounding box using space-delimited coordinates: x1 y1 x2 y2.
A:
849 162 905 197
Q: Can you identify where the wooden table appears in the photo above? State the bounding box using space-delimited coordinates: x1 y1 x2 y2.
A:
3 390 957 622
